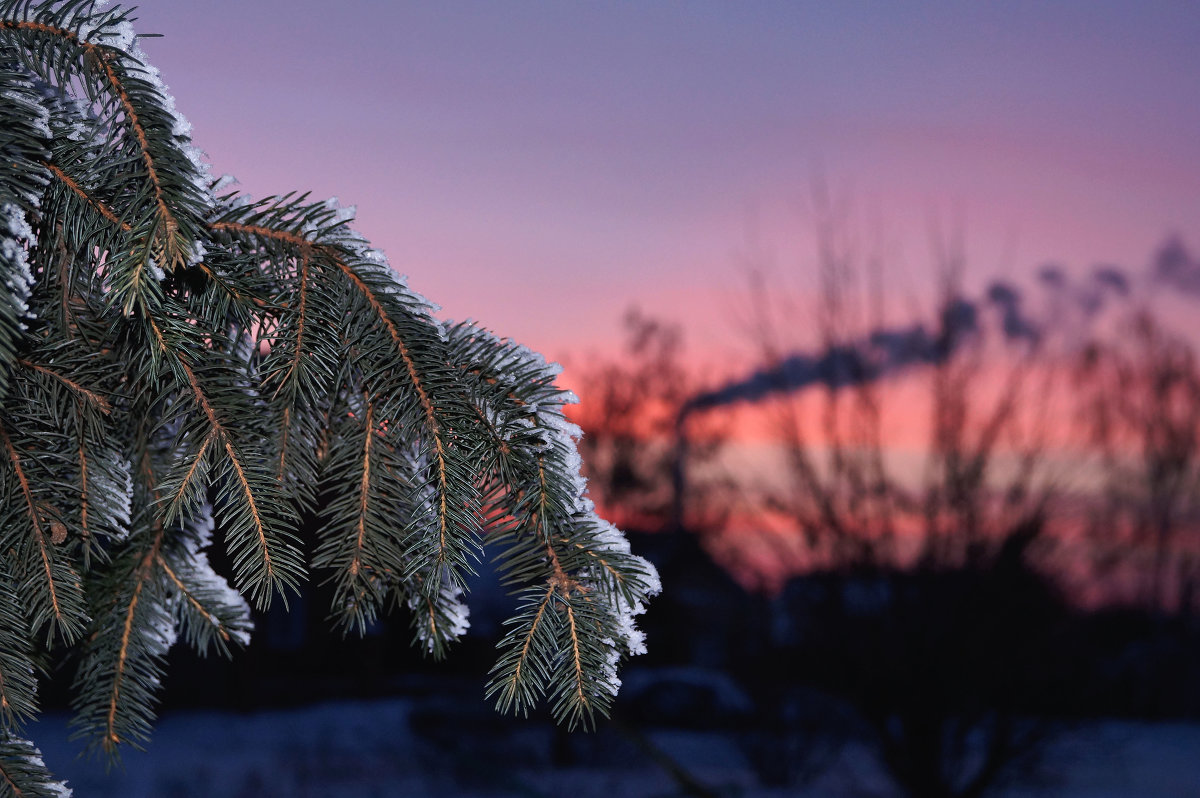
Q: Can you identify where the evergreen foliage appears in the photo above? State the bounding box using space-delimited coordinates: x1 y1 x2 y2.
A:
0 2 659 791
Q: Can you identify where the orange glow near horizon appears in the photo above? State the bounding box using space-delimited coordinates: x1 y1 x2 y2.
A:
566 321 1199 604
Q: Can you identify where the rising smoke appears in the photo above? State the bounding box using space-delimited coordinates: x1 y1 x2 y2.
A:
684 236 1195 415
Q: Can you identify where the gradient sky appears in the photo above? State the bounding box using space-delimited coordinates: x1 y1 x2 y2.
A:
129 1 1200 367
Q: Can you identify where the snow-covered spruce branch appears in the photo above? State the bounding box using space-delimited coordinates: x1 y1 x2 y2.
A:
0 1 658 792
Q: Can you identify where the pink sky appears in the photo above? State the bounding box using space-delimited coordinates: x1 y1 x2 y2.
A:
131 1 1200 369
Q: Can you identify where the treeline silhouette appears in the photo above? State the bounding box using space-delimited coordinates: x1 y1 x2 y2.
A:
570 216 1200 796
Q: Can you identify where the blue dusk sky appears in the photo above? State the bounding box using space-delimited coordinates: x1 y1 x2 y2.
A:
130 1 1200 363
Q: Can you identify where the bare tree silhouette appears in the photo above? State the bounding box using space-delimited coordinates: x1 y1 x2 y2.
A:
719 195 1070 798
571 307 730 535
718 199 1059 575
1078 308 1200 614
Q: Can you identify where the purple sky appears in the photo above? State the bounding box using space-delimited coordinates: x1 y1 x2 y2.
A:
131 1 1200 363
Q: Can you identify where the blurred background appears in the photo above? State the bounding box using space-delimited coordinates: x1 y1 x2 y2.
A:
34 2 1200 795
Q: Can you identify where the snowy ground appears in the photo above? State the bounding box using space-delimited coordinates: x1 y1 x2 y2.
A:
29 699 1200 798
